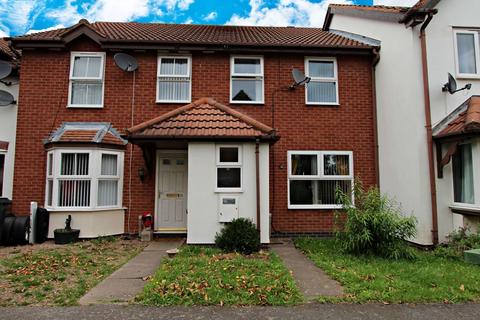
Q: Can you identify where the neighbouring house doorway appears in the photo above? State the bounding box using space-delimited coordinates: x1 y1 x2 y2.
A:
155 151 188 232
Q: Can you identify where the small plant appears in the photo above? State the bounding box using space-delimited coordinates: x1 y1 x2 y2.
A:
434 227 480 259
215 218 260 254
335 181 417 260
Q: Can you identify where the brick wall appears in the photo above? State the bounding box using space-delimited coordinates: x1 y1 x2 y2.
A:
13 36 377 234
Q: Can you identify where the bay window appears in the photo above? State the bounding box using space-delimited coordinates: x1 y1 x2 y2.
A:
68 52 105 108
452 144 475 204
454 29 480 77
157 56 191 103
288 151 353 209
305 57 339 105
216 145 242 192
230 56 264 104
46 149 124 210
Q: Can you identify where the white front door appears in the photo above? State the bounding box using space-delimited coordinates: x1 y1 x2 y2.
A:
155 155 188 232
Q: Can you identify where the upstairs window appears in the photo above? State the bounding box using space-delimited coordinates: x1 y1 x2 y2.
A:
305 57 339 105
454 30 480 77
452 144 475 204
69 52 105 108
216 145 242 192
230 56 264 104
288 151 353 209
157 56 191 103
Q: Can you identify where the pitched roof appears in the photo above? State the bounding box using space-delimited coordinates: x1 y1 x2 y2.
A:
11 20 373 50
0 38 19 62
328 4 408 14
434 96 480 139
45 122 127 146
128 97 276 140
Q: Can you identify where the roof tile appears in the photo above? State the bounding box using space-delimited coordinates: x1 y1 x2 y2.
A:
435 97 480 138
128 98 276 140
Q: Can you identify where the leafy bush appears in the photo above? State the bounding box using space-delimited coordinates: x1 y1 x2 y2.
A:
335 181 417 260
215 218 260 254
434 227 480 259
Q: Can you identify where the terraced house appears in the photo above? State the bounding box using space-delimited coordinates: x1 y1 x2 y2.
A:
8 20 378 243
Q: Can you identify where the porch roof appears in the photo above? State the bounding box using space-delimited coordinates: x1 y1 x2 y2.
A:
127 98 277 141
433 96 480 141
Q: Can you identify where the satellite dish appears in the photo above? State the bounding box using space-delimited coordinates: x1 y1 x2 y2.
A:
290 68 310 89
114 53 138 72
0 61 12 79
0 90 15 106
443 73 471 94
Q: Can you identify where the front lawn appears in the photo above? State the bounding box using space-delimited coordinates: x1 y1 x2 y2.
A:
295 238 480 304
0 237 145 306
137 246 302 306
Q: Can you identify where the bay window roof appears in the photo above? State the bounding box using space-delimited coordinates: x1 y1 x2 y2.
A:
45 122 127 147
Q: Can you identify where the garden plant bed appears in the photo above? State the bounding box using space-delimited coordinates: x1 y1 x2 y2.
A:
295 238 480 304
137 246 302 306
0 237 146 306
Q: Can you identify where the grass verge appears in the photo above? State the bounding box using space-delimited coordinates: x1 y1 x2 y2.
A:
0 237 145 306
295 238 480 304
137 246 302 306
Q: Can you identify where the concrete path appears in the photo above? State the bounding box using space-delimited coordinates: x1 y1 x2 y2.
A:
79 238 184 305
271 239 343 299
3 304 480 320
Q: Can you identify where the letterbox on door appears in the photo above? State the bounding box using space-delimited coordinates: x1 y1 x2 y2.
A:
218 195 239 222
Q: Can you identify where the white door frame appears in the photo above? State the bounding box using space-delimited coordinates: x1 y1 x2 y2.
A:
154 149 188 233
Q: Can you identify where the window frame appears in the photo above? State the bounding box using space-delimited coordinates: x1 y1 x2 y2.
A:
304 57 339 106
453 29 480 79
230 55 265 104
68 52 106 108
287 150 353 210
451 142 478 208
156 55 192 104
215 145 243 193
0 151 5 197
45 148 124 211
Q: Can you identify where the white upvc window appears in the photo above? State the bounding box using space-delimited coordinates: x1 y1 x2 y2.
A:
288 151 353 209
454 29 480 78
452 143 476 205
215 145 242 192
156 56 192 103
305 57 339 105
45 148 124 210
68 52 105 108
230 56 264 104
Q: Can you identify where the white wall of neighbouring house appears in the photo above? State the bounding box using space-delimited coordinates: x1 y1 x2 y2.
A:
426 0 480 240
47 209 125 238
330 15 433 244
0 74 18 200
187 142 270 244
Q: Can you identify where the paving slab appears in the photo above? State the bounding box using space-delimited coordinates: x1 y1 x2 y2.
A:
271 239 343 299
79 238 184 305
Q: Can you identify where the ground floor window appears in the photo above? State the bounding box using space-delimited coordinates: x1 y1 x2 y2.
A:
288 151 353 209
453 143 475 204
45 148 124 210
0 153 4 196
216 145 242 191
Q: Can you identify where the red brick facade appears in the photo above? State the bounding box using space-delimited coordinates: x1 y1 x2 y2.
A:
12 36 377 234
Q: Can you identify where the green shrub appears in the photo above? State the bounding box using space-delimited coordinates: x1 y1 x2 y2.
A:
215 218 260 254
335 181 417 260
434 227 480 259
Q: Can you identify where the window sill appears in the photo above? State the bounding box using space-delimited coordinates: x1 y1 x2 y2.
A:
215 188 243 193
450 204 480 216
67 105 104 109
156 100 191 104
229 101 264 105
305 102 340 107
455 74 480 80
288 205 343 210
45 206 126 212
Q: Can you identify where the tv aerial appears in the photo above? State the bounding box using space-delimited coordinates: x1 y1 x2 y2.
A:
0 60 13 86
290 68 310 89
114 53 138 72
0 90 15 107
442 73 471 94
